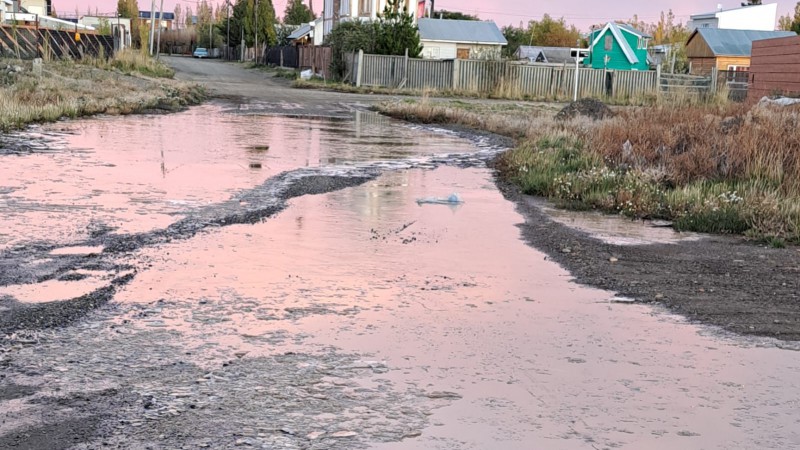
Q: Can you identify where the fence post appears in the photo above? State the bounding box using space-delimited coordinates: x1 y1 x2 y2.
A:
356 49 364 87
655 64 662 95
710 67 718 93
451 58 460 91
401 47 408 89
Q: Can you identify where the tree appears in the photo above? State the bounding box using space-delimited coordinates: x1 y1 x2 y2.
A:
778 2 800 33
375 0 422 57
283 0 315 25
436 10 479 20
185 5 194 28
173 4 182 30
117 0 139 47
243 0 277 49
326 20 377 78
527 14 581 48
501 25 527 58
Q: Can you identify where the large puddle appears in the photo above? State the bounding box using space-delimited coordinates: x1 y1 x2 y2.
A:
2 103 800 449
0 104 478 251
111 166 800 449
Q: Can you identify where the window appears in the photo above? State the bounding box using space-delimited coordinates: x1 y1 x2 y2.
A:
726 65 750 82
359 0 372 16
604 35 613 51
637 37 649 49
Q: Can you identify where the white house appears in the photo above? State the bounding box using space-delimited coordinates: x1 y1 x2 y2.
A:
418 18 506 60
688 3 778 32
80 16 132 50
322 0 419 39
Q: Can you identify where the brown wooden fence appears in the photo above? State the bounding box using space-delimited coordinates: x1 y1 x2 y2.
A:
748 35 800 102
0 25 113 60
298 46 332 79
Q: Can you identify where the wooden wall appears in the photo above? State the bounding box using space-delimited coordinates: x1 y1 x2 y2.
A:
748 35 800 101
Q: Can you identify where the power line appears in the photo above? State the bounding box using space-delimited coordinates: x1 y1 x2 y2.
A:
432 2 691 22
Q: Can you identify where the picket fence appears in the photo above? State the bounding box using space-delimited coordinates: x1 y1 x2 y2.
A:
346 51 664 101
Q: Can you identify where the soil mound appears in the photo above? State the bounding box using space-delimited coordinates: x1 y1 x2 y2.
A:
555 99 615 121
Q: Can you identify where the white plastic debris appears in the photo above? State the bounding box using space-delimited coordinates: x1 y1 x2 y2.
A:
416 193 464 205
300 69 313 80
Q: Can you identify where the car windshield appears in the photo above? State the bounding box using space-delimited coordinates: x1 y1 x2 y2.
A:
196 48 207 52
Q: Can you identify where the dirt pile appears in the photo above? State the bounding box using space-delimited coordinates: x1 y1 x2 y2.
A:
555 98 615 121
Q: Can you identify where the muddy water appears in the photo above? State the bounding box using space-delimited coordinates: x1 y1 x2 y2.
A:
111 166 800 449
0 104 476 251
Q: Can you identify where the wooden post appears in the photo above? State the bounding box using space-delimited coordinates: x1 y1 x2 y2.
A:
356 49 364 87
711 66 718 93
656 64 662 95
451 58 460 90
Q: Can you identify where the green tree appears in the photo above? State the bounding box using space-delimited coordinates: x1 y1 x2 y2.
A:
96 18 111 35
283 0 315 25
325 20 377 78
527 14 581 48
502 25 527 58
436 10 479 20
778 2 800 33
117 0 140 47
244 0 277 49
375 0 422 57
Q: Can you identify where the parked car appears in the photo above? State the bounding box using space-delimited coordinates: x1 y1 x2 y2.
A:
193 47 209 59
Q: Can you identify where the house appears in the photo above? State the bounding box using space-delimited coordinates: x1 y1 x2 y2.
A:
418 18 506 60
688 3 778 32
322 0 418 39
685 28 795 75
287 18 324 46
584 22 650 71
80 15 132 50
514 46 575 65
18 0 51 16
138 11 175 31
748 35 800 101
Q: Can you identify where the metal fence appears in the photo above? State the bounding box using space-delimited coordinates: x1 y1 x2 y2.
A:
347 52 664 101
0 25 113 60
265 45 299 67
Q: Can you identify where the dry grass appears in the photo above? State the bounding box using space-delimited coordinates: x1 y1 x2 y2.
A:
379 98 800 243
0 56 203 131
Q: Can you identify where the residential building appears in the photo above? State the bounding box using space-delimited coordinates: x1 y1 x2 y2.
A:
748 35 800 101
322 0 417 39
287 18 324 46
584 22 650 71
138 11 175 31
418 18 506 60
514 46 576 65
80 15 132 50
688 3 778 32
18 0 51 16
685 28 795 75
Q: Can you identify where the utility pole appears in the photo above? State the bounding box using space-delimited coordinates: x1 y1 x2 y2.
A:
156 0 164 58
430 0 434 18
148 0 156 55
117 12 121 51
226 0 230 60
254 0 259 63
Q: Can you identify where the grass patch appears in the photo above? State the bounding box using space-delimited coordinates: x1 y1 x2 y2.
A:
0 56 203 131
379 98 800 243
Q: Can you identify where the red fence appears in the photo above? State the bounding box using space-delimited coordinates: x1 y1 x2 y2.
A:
748 35 800 102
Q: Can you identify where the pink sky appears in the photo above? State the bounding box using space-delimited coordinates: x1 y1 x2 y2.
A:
56 0 799 31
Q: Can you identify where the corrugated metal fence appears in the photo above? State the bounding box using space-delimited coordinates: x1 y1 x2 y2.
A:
347 52 661 101
0 25 113 60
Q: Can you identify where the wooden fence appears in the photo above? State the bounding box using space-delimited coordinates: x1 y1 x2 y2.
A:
748 35 800 102
346 51 663 101
298 46 332 79
265 45 299 68
0 25 113 60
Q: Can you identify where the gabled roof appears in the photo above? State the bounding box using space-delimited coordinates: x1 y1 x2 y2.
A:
617 23 652 38
418 18 507 45
515 46 575 64
689 28 796 56
288 24 311 40
591 22 641 64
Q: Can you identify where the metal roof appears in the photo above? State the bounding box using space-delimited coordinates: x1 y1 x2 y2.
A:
515 46 575 64
590 22 639 64
617 23 651 38
288 24 311 40
418 18 507 45
691 28 796 56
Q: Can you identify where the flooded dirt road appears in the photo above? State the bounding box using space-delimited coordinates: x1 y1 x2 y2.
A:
1 59 800 449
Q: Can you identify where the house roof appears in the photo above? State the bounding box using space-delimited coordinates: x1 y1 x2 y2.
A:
138 11 175 20
617 23 652 38
689 28 796 56
690 3 771 19
288 24 311 40
418 18 507 45
591 22 641 64
515 46 575 64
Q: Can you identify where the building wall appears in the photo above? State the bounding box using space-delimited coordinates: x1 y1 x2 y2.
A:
748 35 800 101
716 4 777 31
688 17 719 30
420 41 502 60
586 28 648 71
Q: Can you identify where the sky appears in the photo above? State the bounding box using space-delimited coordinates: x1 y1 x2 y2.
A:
55 0 799 32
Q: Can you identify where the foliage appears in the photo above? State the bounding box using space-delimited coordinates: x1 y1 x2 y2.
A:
244 0 277 48
96 18 111 36
778 2 800 33
375 0 422 57
283 0 315 25
435 10 479 21
116 0 139 46
502 25 528 58
527 14 581 48
326 20 377 78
